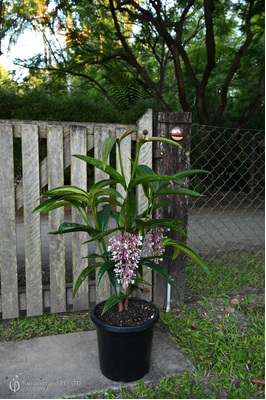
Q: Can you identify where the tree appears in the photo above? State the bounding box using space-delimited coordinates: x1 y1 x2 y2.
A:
2 0 265 127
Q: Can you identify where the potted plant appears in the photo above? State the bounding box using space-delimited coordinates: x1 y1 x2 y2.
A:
33 129 210 382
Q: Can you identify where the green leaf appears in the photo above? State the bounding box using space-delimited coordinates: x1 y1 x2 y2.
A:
173 169 210 179
119 128 138 142
102 137 117 170
141 259 180 300
96 261 115 288
73 263 102 297
101 293 125 315
39 185 89 199
32 198 70 214
153 187 203 198
147 137 182 149
73 154 125 185
49 222 100 236
97 204 111 232
128 174 183 191
90 179 119 190
107 269 120 297
160 238 211 277
83 227 122 243
136 219 187 237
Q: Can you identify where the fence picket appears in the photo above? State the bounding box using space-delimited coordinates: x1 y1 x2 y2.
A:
47 126 66 313
136 109 153 301
21 124 43 316
116 127 131 199
70 126 89 311
94 126 112 303
0 124 19 319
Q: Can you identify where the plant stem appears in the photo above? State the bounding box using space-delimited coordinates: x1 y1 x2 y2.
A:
118 299 123 312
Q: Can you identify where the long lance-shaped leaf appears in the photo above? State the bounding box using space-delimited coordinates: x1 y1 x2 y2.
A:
96 197 122 208
153 187 203 198
73 154 125 185
90 178 119 190
136 219 187 237
159 238 211 277
90 188 124 203
73 262 102 297
101 293 125 315
83 227 123 243
33 198 72 214
141 259 180 300
38 185 89 199
146 137 182 149
102 137 117 170
119 128 137 143
49 222 100 236
107 268 120 298
128 174 183 191
56 193 91 205
96 260 116 288
140 200 171 218
173 169 209 179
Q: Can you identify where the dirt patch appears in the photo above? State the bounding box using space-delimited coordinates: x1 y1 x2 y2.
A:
94 299 157 327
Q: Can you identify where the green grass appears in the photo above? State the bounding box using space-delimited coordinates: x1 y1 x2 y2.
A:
94 294 265 399
0 251 264 398
0 311 94 341
185 251 265 299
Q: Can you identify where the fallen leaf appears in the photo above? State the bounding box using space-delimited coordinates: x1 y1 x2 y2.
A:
225 306 235 313
197 355 206 361
247 306 254 310
251 378 265 386
230 297 239 305
189 325 197 330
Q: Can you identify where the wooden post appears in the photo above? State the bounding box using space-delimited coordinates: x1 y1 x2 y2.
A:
153 112 192 309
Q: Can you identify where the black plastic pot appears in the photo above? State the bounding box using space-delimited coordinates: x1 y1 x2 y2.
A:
91 298 159 382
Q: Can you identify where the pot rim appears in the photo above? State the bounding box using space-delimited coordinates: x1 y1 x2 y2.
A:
91 297 159 333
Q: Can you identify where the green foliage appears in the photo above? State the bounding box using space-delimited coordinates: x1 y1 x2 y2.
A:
33 129 209 313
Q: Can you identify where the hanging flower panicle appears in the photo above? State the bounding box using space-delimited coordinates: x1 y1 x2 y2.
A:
142 226 167 264
108 233 142 289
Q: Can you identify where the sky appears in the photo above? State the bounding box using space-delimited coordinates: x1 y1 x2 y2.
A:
1 30 43 80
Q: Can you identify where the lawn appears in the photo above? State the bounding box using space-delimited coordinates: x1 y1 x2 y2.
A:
0 251 264 399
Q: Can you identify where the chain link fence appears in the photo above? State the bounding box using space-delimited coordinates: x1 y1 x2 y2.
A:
185 125 265 300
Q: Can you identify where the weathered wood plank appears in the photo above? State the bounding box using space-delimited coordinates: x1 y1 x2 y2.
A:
0 124 19 319
47 125 66 313
136 109 153 301
0 119 136 139
116 127 131 199
94 126 111 303
21 124 43 316
70 125 89 311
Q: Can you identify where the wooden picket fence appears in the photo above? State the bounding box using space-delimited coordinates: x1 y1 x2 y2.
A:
0 110 153 320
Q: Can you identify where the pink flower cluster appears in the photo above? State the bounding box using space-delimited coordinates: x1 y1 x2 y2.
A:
108 233 142 289
142 227 166 264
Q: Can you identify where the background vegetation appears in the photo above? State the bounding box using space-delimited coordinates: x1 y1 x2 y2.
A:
0 0 264 128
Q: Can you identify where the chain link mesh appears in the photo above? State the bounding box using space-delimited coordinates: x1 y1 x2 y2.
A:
185 124 265 300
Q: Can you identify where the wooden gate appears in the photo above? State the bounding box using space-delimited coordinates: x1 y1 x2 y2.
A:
0 110 153 319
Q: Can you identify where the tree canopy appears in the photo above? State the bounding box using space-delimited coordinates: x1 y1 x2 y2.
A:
0 0 264 127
